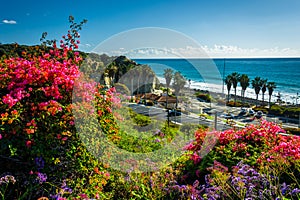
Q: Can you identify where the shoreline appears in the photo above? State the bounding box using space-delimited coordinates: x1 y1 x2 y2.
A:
157 76 298 105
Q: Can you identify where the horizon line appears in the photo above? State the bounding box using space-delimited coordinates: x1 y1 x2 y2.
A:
131 56 300 60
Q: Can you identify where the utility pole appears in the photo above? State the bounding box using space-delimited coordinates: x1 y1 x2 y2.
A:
166 90 170 126
214 112 218 130
131 78 133 102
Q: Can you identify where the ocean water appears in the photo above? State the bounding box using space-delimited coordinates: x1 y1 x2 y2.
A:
133 58 300 104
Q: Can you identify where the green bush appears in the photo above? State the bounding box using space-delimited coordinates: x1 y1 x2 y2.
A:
284 107 300 118
227 100 241 107
284 127 300 136
269 104 285 115
269 105 300 119
129 109 152 127
253 106 269 113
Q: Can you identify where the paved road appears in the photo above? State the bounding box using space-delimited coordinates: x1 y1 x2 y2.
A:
126 103 231 131
127 102 300 131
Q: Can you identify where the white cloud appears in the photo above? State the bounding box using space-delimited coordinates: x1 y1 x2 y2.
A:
78 43 94 52
2 19 17 24
92 44 300 58
202 45 300 58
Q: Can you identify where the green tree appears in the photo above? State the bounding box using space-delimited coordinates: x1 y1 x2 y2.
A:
261 79 268 106
135 66 143 94
230 72 240 105
239 74 250 104
163 68 173 94
252 76 262 106
173 71 186 96
225 75 232 103
108 64 118 85
114 83 130 95
143 65 155 93
173 71 186 108
267 82 276 109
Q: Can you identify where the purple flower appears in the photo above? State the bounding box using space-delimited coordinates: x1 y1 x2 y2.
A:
291 188 300 195
61 180 72 193
281 182 288 195
124 175 130 182
36 172 47 184
34 156 45 171
154 138 161 143
50 194 61 200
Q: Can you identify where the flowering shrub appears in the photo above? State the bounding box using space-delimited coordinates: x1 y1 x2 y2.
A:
183 121 295 175
165 120 300 199
167 161 300 199
0 17 117 199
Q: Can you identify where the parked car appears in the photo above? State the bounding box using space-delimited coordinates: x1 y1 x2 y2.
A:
255 111 263 119
168 109 181 116
248 109 256 116
221 113 235 119
238 108 248 116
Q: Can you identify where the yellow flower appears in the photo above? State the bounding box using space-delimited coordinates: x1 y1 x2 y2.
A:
54 158 60 165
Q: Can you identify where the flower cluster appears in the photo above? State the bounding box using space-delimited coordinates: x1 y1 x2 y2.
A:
50 180 72 200
167 161 300 199
0 175 16 185
36 172 47 184
0 49 81 108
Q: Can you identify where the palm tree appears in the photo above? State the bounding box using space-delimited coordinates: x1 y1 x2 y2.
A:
108 64 118 85
239 74 250 104
136 66 143 94
163 68 173 94
225 75 232 103
261 79 268 106
230 72 240 105
173 71 186 108
163 68 174 110
252 77 262 107
267 82 276 109
173 71 186 96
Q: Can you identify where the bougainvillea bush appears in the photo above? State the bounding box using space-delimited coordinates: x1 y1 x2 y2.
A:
0 17 117 199
166 120 300 199
0 16 180 199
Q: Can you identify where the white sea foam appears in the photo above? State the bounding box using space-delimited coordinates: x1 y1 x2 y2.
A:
157 76 297 104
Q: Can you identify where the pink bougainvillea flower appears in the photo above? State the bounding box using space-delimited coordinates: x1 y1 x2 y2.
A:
26 140 33 148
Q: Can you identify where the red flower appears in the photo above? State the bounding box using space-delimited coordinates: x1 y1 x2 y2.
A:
26 140 33 148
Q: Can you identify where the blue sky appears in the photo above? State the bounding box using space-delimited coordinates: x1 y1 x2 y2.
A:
1 0 300 58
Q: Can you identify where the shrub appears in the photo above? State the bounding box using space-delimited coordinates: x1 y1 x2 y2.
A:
284 127 300 136
253 106 269 113
269 105 300 119
128 109 152 127
196 93 212 102
0 17 116 199
165 121 300 199
269 104 285 115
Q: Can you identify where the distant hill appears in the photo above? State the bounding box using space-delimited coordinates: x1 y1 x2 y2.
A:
82 53 160 93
